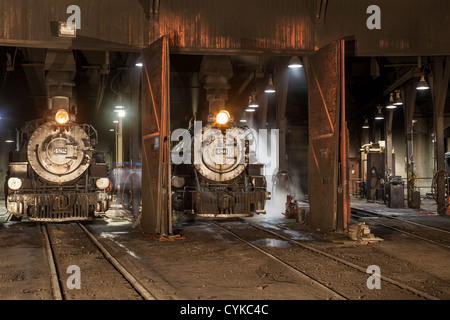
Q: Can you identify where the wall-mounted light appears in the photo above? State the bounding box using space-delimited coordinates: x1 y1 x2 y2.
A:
386 93 396 109
245 108 256 113
288 56 303 69
375 105 384 120
416 75 429 90
58 21 76 38
264 76 276 93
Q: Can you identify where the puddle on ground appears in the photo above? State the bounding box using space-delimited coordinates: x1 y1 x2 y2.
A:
281 229 313 241
99 232 140 260
252 238 292 248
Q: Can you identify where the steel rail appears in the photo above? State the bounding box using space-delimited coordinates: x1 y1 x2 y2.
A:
41 223 64 300
351 207 450 235
77 223 157 300
239 219 440 300
351 210 450 250
211 221 349 300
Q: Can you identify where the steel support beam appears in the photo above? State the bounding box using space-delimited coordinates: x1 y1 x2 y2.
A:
275 67 289 171
403 81 418 208
305 39 349 232
429 57 450 216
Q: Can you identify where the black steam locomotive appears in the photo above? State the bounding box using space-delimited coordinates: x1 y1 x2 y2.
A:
171 110 270 217
5 105 111 222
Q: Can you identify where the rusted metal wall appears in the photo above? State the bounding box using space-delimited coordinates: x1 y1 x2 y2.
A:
0 0 146 50
0 1 449 56
151 0 316 54
315 0 450 56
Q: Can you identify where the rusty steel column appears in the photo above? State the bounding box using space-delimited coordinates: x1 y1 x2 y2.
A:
429 57 450 216
275 67 289 171
141 36 172 236
403 81 418 208
305 40 347 232
385 109 394 178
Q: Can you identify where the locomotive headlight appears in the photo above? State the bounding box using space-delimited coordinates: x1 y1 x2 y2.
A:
95 178 110 190
8 177 22 191
55 109 69 124
216 110 230 125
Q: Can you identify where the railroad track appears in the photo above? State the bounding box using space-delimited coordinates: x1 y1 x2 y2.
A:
351 208 450 250
41 222 156 300
211 219 442 300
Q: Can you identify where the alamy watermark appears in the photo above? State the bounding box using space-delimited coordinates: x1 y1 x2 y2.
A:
366 265 381 290
66 265 81 290
171 122 279 175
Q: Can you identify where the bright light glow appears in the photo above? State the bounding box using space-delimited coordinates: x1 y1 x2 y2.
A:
115 105 125 109
394 91 403 106
96 178 110 190
109 129 115 132
239 119 247 123
417 75 429 90
265 77 276 93
386 93 396 109
113 120 119 124
55 109 69 124
288 56 303 68
245 108 255 113
8 177 22 191
5 139 14 143
58 21 76 38
118 110 125 117
216 110 230 125
135 63 143 67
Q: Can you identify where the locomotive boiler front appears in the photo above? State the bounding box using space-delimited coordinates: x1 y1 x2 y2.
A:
172 110 270 218
5 108 111 222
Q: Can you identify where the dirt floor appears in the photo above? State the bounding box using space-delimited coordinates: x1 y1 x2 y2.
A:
0 197 449 301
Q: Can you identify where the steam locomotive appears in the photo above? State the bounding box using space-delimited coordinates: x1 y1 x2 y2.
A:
5 103 111 222
171 110 270 217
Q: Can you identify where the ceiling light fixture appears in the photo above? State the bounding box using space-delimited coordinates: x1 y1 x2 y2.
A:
362 119 370 129
248 94 259 108
394 90 403 106
288 56 303 69
264 76 276 93
416 75 429 90
375 105 384 120
386 93 396 109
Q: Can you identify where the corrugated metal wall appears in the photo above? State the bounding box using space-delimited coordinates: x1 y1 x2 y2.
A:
0 0 145 50
0 0 448 56
315 0 450 56
151 0 315 54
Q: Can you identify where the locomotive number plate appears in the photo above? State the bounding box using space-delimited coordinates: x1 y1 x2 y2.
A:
53 147 68 155
215 147 228 155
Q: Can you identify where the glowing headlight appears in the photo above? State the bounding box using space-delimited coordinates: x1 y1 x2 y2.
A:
216 110 230 125
55 109 69 124
8 177 22 191
95 178 110 190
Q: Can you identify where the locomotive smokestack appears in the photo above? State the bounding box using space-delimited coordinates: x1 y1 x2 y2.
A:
199 56 233 115
44 50 76 111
